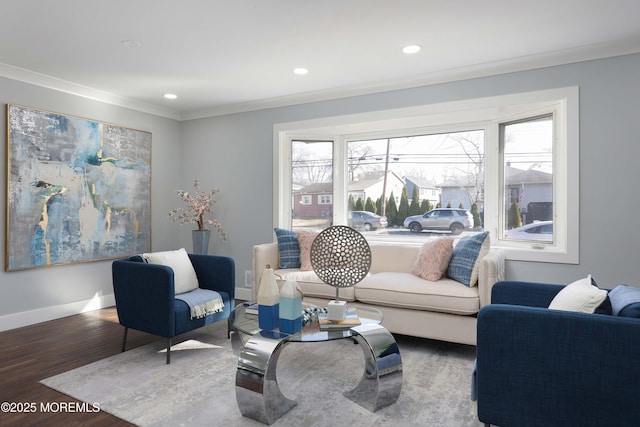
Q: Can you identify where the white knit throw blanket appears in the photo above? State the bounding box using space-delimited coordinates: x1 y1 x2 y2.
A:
175 288 224 319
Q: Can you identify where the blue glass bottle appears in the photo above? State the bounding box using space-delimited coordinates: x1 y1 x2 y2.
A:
279 280 302 333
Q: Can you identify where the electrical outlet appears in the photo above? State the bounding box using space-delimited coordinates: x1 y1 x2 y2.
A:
244 270 253 288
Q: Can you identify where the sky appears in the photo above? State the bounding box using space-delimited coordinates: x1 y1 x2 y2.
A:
292 117 552 186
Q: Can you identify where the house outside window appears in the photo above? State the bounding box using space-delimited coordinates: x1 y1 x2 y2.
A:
290 140 333 221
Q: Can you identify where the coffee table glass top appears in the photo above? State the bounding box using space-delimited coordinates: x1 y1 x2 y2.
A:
230 303 383 342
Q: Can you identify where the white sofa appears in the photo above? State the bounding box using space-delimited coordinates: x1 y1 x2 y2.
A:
252 241 505 346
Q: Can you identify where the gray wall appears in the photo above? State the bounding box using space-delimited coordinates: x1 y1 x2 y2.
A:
0 77 183 330
2 52 639 330
183 53 640 290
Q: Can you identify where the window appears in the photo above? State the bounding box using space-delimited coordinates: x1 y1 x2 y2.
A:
275 87 578 264
501 115 554 243
290 140 333 230
346 130 484 221
318 195 332 204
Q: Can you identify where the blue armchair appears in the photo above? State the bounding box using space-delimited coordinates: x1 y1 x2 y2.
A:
112 253 235 364
476 281 640 427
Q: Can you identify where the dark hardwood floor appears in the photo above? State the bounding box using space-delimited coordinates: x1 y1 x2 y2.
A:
0 307 161 426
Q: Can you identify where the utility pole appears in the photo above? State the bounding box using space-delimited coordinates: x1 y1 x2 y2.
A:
381 138 390 217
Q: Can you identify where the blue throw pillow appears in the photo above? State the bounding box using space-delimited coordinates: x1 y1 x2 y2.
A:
274 228 301 269
609 284 640 317
447 231 489 287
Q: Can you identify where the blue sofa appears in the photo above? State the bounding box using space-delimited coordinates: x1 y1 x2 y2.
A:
476 280 640 427
112 253 235 363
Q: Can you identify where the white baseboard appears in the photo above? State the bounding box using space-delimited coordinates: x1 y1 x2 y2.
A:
0 293 116 332
1 288 254 332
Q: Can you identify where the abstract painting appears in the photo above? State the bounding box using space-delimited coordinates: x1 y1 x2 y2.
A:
6 105 151 271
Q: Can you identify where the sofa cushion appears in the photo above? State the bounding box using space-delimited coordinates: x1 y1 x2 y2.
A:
300 281 356 301
369 244 421 273
447 231 490 287
274 228 301 269
620 303 640 318
275 269 356 301
143 248 199 294
548 275 608 313
296 230 318 271
411 237 454 281
355 272 480 315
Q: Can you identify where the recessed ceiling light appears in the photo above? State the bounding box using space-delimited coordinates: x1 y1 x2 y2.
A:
402 45 421 54
121 39 142 48
293 67 309 75
163 93 177 100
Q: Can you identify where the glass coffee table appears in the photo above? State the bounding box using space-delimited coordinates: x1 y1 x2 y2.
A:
230 303 403 425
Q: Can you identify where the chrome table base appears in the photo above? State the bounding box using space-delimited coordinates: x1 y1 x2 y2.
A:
235 329 296 425
234 325 402 425
344 323 403 412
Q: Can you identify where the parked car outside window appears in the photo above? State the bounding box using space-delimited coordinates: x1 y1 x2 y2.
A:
348 211 388 231
504 221 553 242
403 208 474 235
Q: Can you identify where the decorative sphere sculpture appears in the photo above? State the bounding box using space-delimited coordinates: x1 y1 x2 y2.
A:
310 226 372 300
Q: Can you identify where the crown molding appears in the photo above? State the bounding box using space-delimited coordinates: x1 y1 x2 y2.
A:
0 63 182 120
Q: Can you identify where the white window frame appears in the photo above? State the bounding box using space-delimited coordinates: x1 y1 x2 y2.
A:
274 87 579 264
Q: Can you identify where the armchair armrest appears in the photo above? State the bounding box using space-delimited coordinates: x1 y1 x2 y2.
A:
112 259 176 337
477 248 506 307
491 280 564 307
188 254 236 300
477 303 640 426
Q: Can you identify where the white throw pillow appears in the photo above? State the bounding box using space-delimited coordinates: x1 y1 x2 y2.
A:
548 275 607 313
143 248 199 295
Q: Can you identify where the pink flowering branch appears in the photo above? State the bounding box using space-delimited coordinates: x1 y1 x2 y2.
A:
168 180 227 241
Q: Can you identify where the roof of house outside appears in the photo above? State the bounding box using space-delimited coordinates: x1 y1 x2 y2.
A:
296 183 332 194
505 166 552 185
349 171 404 191
295 171 406 194
404 176 438 189
439 166 551 188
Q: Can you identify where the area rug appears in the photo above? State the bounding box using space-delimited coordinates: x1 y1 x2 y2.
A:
41 321 483 426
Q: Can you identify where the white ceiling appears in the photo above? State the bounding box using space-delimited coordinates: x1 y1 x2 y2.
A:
2 0 640 120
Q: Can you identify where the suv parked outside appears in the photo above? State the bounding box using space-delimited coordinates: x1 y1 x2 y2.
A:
403 208 474 235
